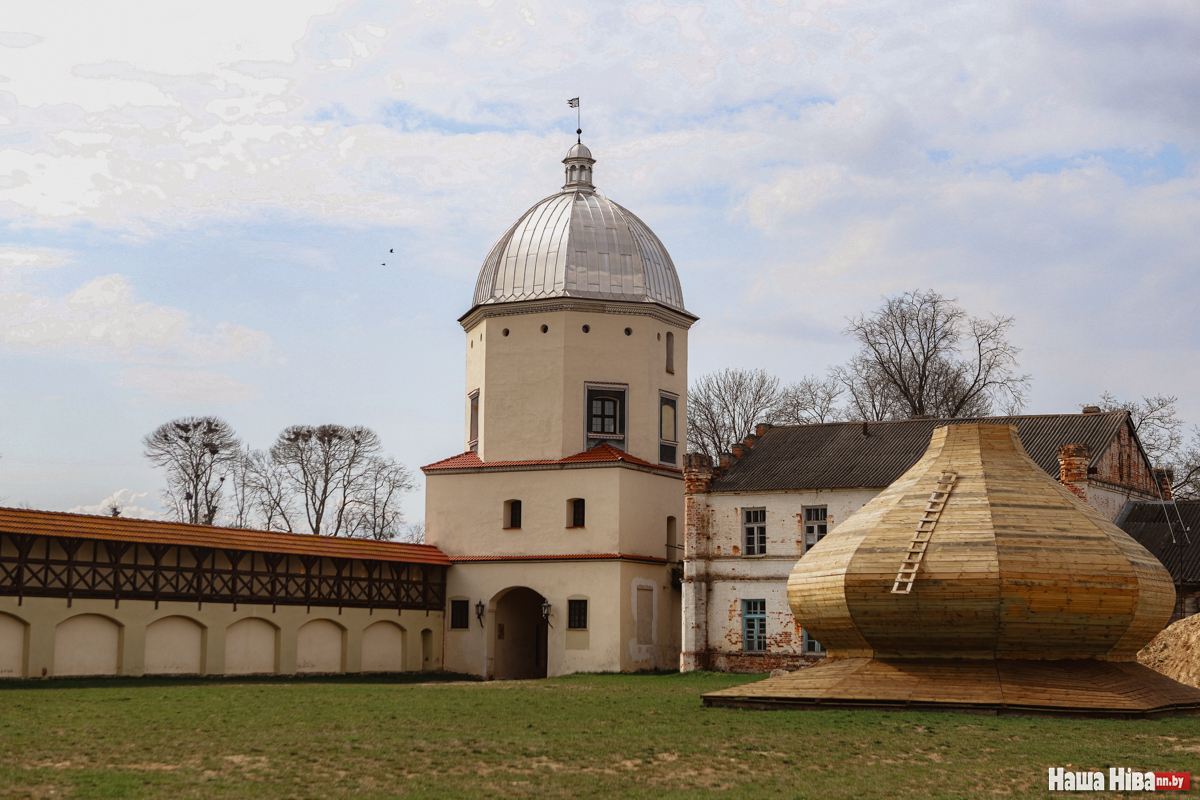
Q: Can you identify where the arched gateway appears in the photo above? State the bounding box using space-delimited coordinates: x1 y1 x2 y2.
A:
491 587 548 680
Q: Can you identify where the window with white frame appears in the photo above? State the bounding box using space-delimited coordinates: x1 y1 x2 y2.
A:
468 390 480 452
743 599 766 652
802 629 824 654
743 508 766 555
803 507 828 553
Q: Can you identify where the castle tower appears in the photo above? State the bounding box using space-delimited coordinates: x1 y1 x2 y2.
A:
424 141 696 679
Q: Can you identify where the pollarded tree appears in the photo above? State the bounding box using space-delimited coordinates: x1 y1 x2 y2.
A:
833 290 1030 421
143 416 242 525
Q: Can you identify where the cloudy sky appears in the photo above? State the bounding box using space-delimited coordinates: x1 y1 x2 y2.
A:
1 0 1197 521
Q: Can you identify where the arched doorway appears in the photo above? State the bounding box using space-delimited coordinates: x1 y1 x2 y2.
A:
492 587 548 680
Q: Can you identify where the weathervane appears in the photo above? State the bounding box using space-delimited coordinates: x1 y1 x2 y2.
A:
568 97 580 142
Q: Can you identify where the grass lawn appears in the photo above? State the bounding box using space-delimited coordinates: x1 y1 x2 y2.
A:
2 671 1199 799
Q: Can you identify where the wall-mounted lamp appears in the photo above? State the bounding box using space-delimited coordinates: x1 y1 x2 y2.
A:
541 600 553 625
475 600 486 627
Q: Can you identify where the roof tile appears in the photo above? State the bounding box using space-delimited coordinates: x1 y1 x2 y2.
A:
0 507 451 565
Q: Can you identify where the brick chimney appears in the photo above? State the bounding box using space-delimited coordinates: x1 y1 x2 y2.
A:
730 443 745 459
683 453 715 495
742 433 757 450
755 423 773 437
718 452 734 469
1153 467 1175 501
1057 443 1091 501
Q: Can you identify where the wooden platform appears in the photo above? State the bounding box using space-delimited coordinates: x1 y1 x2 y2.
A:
703 658 1200 718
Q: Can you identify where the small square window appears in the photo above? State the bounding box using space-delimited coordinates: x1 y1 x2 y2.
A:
568 599 588 630
450 599 469 629
743 508 766 555
802 629 824 654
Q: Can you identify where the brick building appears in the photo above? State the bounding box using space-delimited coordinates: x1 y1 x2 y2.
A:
681 409 1164 673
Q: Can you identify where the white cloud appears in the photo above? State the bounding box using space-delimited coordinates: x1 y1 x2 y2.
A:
68 488 167 520
116 367 262 404
0 274 278 363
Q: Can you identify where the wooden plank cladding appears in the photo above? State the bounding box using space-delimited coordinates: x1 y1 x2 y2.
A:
705 424 1200 717
703 658 1200 718
0 513 448 613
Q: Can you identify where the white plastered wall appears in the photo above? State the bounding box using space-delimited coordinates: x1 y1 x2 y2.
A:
0 596 442 678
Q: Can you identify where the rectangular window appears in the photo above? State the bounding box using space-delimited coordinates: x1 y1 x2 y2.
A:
586 385 626 442
743 599 767 652
468 390 479 449
568 599 588 630
506 500 522 529
803 507 828 553
660 394 678 465
572 498 585 528
450 599 469 629
802 629 824 654
743 508 766 555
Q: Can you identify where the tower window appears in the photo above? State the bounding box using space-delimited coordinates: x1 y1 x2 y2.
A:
504 500 522 529
624 327 632 336
744 508 766 555
568 599 588 630
450 599 469 630
660 394 678 465
541 324 548 333
585 385 626 443
468 390 479 450
666 331 674 374
582 325 590 333
568 498 585 528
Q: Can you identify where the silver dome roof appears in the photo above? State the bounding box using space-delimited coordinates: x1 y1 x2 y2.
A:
471 143 686 313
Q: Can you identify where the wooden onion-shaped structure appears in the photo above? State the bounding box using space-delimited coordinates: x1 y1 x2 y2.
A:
705 423 1200 717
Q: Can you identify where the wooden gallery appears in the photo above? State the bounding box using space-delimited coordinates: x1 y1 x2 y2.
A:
0 508 449 678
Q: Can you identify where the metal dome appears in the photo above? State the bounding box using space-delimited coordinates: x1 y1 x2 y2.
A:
471 142 686 313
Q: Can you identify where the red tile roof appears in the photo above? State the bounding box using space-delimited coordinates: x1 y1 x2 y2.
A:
0 507 451 565
422 442 678 473
450 552 669 564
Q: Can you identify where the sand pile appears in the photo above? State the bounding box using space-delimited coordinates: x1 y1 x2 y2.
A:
1138 614 1200 688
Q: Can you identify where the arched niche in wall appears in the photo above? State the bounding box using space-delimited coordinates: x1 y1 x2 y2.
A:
297 619 344 674
225 617 278 675
55 614 121 677
361 621 405 673
144 616 204 675
0 612 27 678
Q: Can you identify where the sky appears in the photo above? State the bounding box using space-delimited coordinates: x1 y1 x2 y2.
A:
0 0 1198 522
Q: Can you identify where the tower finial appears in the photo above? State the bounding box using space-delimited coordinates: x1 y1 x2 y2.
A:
568 97 580 143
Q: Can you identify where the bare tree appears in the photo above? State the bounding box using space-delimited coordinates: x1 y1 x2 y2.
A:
833 290 1030 421
773 376 844 426
687 368 780 459
269 425 383 536
343 457 414 540
242 449 296 532
143 417 241 525
1095 393 1200 499
397 520 426 544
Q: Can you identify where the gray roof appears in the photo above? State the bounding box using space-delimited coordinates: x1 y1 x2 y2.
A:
709 411 1132 493
470 142 686 314
1118 501 1200 584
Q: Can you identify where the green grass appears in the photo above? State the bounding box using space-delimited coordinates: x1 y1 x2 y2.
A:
2 671 1199 799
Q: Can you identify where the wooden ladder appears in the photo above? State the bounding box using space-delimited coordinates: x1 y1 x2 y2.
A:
891 470 958 594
